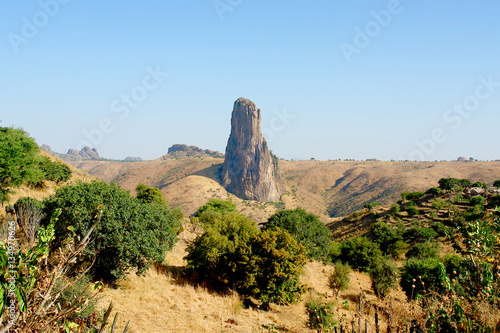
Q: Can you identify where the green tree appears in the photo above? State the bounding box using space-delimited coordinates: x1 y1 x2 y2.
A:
400 258 450 299
370 221 400 255
0 126 43 203
193 198 236 217
136 184 168 208
339 237 383 272
370 258 398 298
493 180 500 188
43 181 182 282
38 157 72 184
405 242 440 260
263 208 333 261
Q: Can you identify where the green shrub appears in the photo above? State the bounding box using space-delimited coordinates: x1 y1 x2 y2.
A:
465 204 485 221
363 202 380 211
193 198 236 217
470 195 485 206
390 203 401 214
438 178 472 192
38 156 72 184
400 258 450 299
136 184 168 208
370 221 400 254
43 181 182 282
405 205 420 217
426 187 442 196
443 254 464 277
263 208 333 261
328 262 351 295
431 198 446 211
246 229 307 305
340 237 383 272
489 194 500 207
370 258 398 298
401 191 425 201
305 299 335 331
387 240 410 258
405 242 440 259
403 227 438 244
472 182 489 189
493 180 500 188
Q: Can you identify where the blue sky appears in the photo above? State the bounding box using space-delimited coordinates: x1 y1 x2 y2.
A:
1 1 499 161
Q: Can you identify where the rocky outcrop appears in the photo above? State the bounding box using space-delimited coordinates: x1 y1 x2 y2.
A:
162 144 223 159
124 156 143 162
221 98 282 202
67 146 100 160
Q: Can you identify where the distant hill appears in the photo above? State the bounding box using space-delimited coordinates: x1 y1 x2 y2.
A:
161 144 223 159
66 156 500 223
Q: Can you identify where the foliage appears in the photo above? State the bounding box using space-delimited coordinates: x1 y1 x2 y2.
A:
363 202 380 211
438 178 472 192
370 258 398 298
246 229 307 305
370 221 400 255
305 299 335 331
14 197 45 244
431 198 446 211
426 187 443 196
387 240 410 258
489 195 500 207
0 126 43 203
401 191 425 201
465 204 485 221
136 183 168 208
185 211 259 289
339 237 383 272
405 242 440 260
186 214 307 305
43 181 182 282
328 262 351 295
493 180 500 188
405 204 420 217
390 203 401 214
400 258 450 299
263 208 333 261
193 198 236 217
470 195 486 206
37 156 72 184
472 181 489 189
403 227 438 244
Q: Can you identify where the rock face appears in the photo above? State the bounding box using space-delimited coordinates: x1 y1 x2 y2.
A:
164 144 223 158
221 98 282 202
124 156 143 162
67 146 100 160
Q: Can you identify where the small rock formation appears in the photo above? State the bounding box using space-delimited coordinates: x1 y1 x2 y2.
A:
221 97 282 202
162 144 223 159
457 156 468 162
124 157 143 162
40 144 53 154
67 146 100 160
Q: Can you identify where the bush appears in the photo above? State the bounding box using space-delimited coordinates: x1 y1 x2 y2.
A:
370 222 400 254
431 198 446 211
370 258 398 298
263 208 333 261
14 197 45 243
405 205 420 217
470 195 485 206
186 211 259 289
403 227 438 244
305 299 335 331
489 194 500 207
426 187 442 196
390 203 401 214
364 202 380 211
465 204 485 221
38 156 72 184
405 242 440 260
340 237 383 272
472 181 489 189
438 178 472 192
401 191 425 201
193 198 236 217
43 181 182 282
328 262 351 295
400 258 450 299
246 229 307 305
136 183 168 208
443 254 464 277
387 240 410 258
493 180 500 188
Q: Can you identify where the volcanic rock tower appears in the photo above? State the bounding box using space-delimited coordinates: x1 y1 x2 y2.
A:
221 98 282 202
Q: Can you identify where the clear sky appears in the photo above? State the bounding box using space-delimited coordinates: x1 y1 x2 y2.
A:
1 1 499 161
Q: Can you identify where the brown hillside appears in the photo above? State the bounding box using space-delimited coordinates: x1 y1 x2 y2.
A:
69 158 500 222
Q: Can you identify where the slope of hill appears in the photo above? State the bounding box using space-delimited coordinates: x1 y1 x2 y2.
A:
68 157 500 222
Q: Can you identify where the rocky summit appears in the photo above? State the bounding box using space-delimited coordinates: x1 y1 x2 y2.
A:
221 97 282 202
